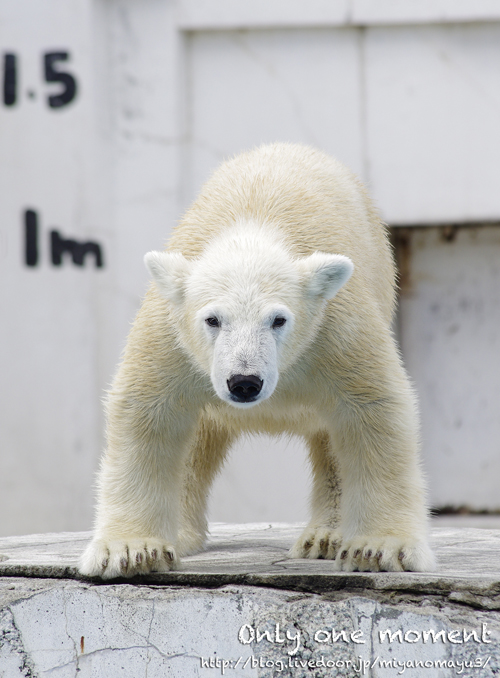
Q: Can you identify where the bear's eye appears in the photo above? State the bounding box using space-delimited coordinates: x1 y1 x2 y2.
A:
205 317 220 328
272 316 287 329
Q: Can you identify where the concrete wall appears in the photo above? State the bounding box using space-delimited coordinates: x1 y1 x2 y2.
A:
1 0 499 536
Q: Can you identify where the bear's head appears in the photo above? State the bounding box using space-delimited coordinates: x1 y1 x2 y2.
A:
145 223 353 409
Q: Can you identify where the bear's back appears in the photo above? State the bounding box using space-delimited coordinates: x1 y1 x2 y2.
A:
169 143 396 323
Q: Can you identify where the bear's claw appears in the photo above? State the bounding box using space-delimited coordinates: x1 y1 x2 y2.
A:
79 537 178 579
289 526 342 561
290 527 436 572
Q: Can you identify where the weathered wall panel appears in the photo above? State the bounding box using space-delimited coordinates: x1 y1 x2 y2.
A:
396 225 500 509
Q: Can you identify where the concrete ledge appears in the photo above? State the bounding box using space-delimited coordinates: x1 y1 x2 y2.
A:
1 525 499 677
0 524 499 605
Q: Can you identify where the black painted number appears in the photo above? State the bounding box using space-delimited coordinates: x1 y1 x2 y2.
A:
2 51 77 108
3 53 17 106
44 52 77 108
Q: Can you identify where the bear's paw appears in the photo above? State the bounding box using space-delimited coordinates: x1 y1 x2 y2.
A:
79 537 178 579
332 535 436 572
290 529 436 572
289 526 343 560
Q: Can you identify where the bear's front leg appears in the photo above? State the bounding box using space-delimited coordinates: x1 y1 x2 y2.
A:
291 346 436 572
333 396 434 572
79 387 200 579
332 390 435 572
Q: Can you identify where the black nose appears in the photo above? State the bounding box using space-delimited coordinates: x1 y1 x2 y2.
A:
227 374 263 402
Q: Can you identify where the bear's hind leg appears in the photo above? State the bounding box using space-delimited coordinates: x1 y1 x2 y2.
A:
290 431 343 560
177 416 234 556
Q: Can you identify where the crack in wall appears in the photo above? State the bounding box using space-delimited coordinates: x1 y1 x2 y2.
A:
42 646 194 675
62 588 80 674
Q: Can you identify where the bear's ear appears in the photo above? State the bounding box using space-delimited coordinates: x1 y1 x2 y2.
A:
298 252 354 300
144 251 192 305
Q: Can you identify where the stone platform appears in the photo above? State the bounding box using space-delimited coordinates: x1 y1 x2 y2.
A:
0 524 499 677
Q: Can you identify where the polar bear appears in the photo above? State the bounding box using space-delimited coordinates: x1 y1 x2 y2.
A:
79 143 435 578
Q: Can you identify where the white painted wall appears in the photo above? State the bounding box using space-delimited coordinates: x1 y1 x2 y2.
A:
0 0 110 534
1 0 499 536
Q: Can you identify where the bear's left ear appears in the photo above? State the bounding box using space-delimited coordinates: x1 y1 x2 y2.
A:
144 251 192 305
298 252 354 300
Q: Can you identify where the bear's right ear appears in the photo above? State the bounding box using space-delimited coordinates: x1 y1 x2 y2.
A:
298 252 354 300
144 251 192 305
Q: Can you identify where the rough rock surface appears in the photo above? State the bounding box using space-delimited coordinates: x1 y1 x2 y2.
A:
0 524 499 677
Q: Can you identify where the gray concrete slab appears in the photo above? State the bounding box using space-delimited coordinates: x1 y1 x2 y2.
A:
0 524 499 607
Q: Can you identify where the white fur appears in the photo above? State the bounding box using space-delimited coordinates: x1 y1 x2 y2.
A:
79 144 435 579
